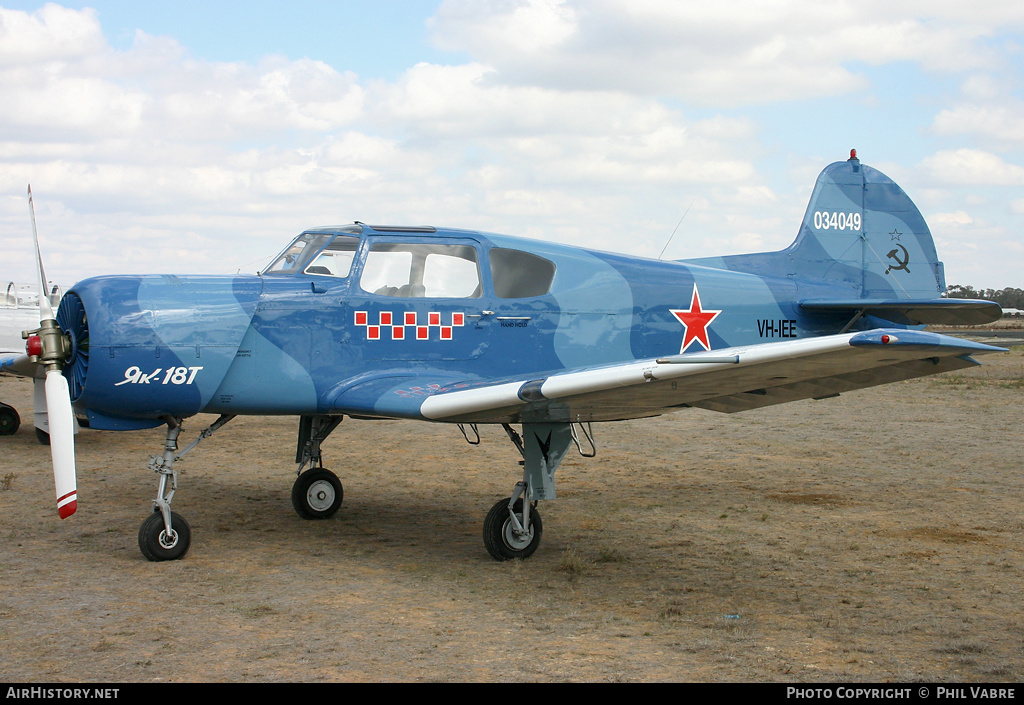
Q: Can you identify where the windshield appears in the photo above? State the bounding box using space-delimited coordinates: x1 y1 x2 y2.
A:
263 232 348 275
303 235 359 277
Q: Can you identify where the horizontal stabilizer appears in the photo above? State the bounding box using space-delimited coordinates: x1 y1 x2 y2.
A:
799 298 1002 326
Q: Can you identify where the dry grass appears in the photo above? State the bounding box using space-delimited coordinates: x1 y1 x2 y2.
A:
0 346 1022 682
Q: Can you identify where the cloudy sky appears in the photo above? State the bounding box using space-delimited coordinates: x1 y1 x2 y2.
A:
2 1 1022 288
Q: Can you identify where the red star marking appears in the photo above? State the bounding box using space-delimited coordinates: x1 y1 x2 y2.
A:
670 284 721 352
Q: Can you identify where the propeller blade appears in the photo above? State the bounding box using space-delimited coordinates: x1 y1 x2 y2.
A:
28 185 77 518
28 185 55 322
45 369 77 518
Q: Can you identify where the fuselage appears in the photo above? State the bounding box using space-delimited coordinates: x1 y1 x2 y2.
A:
58 224 854 429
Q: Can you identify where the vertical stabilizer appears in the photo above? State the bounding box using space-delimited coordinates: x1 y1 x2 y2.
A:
686 152 946 301
785 151 944 298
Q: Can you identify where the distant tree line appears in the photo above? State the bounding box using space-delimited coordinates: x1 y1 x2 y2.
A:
945 285 1024 310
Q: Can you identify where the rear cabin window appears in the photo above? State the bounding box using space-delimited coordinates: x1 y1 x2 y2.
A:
489 248 556 298
360 242 481 298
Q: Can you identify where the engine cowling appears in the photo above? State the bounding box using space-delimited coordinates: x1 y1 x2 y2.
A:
57 274 261 428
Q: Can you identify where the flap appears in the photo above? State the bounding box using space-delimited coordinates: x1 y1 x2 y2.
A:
799 298 1002 326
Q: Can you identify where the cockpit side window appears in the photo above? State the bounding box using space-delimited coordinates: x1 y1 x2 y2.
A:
490 248 556 298
304 236 359 277
360 242 481 298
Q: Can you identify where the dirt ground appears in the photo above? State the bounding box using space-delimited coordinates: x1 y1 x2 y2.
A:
1 337 1022 683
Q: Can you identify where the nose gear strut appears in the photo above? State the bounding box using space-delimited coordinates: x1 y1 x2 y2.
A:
138 414 235 561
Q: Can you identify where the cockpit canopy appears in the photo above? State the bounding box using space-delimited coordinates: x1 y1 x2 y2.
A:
263 227 361 277
263 226 556 300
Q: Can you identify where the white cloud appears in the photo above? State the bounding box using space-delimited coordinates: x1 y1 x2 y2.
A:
430 0 578 55
0 9 364 145
1 2 1022 290
920 149 1024 186
0 3 106 64
932 103 1024 146
428 0 1016 106
930 210 974 226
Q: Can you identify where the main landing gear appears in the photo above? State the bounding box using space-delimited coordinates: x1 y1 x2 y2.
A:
290 415 344 519
483 492 543 561
286 417 593 562
480 422 593 561
287 417 593 562
0 403 19 436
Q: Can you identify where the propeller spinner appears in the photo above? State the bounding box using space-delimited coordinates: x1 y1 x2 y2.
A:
26 185 77 518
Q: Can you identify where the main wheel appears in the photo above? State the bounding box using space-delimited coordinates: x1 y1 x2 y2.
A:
138 511 191 562
483 497 543 561
0 404 19 436
291 468 343 519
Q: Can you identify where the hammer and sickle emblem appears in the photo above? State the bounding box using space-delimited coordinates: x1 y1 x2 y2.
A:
885 244 910 274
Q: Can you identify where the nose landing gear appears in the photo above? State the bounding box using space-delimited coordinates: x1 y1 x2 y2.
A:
137 414 234 561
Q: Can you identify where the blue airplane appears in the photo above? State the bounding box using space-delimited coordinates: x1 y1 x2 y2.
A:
1 151 1004 562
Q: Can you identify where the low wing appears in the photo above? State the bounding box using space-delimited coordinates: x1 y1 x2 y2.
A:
384 329 1004 424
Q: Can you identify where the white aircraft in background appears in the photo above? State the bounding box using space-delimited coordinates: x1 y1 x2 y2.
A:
1 281 69 441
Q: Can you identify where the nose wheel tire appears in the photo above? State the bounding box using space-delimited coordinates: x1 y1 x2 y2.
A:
138 511 191 562
291 468 343 519
483 497 543 561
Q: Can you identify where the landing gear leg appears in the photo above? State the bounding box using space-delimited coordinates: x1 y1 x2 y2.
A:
291 415 344 519
483 423 573 561
137 414 234 561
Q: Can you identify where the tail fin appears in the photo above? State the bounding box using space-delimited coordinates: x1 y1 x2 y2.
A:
685 151 1002 326
689 151 945 298
786 150 944 298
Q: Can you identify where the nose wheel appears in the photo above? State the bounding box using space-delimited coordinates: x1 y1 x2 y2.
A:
138 510 191 561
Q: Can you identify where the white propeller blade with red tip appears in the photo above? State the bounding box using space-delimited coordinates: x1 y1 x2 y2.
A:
28 185 77 518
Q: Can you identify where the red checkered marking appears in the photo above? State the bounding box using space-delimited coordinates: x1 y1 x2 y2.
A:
354 310 466 341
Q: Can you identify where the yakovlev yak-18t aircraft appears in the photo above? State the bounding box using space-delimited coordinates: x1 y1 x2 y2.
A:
1 152 1004 562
